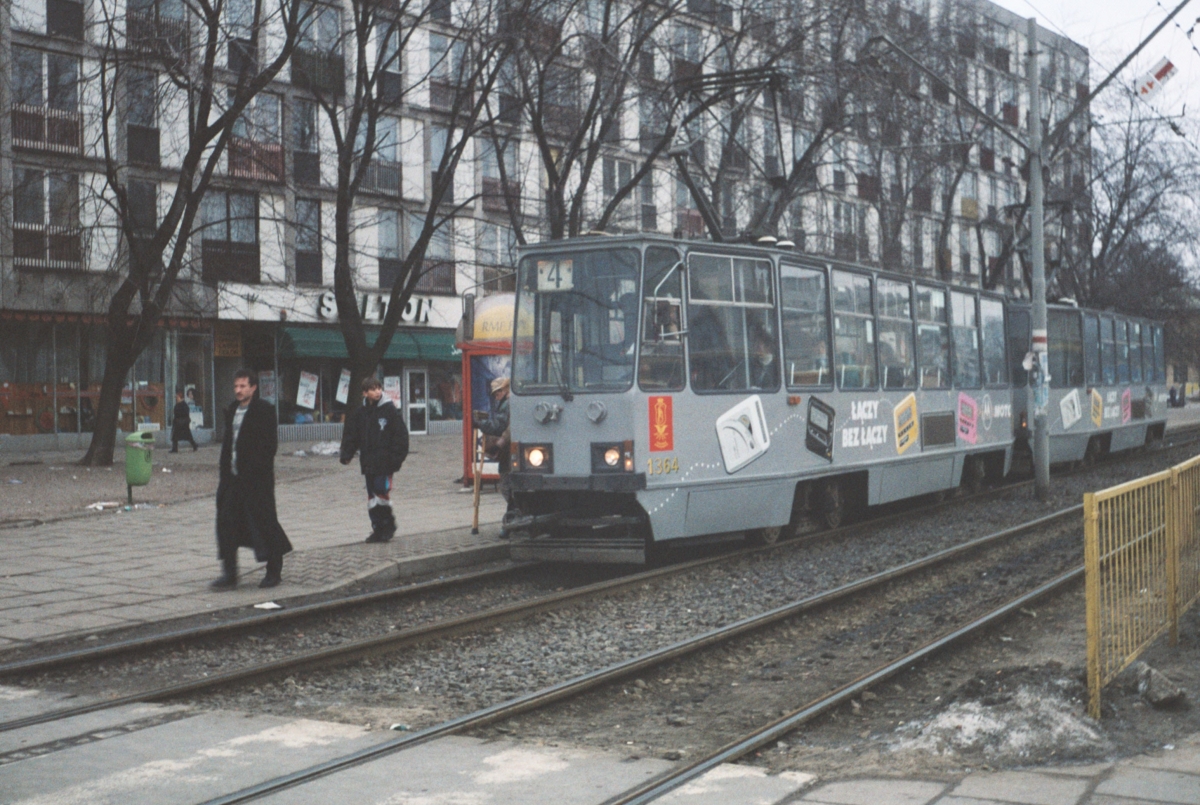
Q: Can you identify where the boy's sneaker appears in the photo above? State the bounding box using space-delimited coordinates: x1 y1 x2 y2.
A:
365 530 393 543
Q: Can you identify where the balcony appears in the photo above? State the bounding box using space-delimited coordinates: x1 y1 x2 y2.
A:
48 0 84 39
482 177 519 213
292 49 345 96
361 159 401 193
415 259 455 293
14 224 82 269
13 105 82 154
202 240 260 283
229 137 283 181
128 124 161 166
294 150 320 186
126 10 189 58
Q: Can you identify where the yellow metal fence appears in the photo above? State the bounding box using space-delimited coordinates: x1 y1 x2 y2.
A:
1084 455 1200 718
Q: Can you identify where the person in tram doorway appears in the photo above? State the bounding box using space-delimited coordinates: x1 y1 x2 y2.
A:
340 376 410 543
473 376 513 531
212 370 292 590
170 391 198 452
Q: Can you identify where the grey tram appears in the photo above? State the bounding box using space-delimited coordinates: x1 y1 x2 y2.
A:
502 235 1168 563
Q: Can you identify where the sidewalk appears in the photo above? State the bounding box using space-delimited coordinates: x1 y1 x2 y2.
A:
0 433 507 649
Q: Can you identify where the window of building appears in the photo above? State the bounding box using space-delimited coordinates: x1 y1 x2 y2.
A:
294 2 344 95
127 68 161 166
781 264 829 387
200 191 259 283
13 47 80 153
1084 314 1100 385
877 279 915 389
227 0 257 72
377 208 402 287
950 291 980 387
295 199 322 285
980 297 1007 385
13 167 81 268
229 92 283 180
477 222 517 294
415 218 455 293
916 284 949 388
128 180 158 238
640 170 657 231
687 254 778 392
603 157 633 197
639 247 685 391
293 98 320 185
1048 309 1083 388
832 270 875 389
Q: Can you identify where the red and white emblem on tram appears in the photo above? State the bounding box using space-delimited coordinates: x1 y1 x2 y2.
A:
649 396 674 452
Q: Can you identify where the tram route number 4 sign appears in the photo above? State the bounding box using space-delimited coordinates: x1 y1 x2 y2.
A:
537 259 574 292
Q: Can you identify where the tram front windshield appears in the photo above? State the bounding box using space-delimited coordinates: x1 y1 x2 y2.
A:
513 248 640 394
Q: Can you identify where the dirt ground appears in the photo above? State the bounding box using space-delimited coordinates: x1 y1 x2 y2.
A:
0 446 340 526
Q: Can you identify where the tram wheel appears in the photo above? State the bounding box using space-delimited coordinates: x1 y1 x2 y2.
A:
816 480 843 530
962 456 986 495
748 526 782 546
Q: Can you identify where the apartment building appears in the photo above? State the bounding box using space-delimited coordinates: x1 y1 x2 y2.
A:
0 0 1090 450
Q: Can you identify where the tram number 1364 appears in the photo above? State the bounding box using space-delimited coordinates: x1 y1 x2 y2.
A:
648 457 680 475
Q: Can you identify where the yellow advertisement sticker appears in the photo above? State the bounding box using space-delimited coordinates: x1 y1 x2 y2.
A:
1090 388 1103 427
894 393 919 455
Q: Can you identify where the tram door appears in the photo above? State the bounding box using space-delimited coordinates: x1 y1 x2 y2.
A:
405 368 428 435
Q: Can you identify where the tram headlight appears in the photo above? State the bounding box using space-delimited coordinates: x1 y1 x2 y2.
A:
604 447 621 467
592 441 636 473
522 444 553 473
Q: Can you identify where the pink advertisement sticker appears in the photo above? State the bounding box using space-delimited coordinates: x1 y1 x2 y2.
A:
1121 388 1132 423
958 392 978 444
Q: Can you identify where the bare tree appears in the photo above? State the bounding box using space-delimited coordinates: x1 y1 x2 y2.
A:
79 0 306 464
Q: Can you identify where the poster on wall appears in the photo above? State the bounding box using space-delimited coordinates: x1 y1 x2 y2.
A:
258 371 277 405
297 371 319 410
384 376 402 407
185 385 204 429
336 369 352 404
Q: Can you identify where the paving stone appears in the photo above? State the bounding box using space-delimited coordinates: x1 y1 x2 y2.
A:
1129 743 1200 775
801 779 946 804
1039 763 1116 778
1095 767 1200 803
950 771 1089 804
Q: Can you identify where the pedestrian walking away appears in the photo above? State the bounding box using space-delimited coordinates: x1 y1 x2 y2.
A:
211 370 293 590
340 376 410 543
170 391 198 452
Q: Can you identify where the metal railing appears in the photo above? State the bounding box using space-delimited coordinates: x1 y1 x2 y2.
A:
1084 456 1200 718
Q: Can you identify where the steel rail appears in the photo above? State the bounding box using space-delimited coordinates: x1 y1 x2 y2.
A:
606 567 1085 805
196 505 1081 805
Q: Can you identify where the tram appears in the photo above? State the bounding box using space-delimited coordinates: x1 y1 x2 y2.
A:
500 235 1168 563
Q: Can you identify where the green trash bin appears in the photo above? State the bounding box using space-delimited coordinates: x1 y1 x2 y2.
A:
124 431 155 503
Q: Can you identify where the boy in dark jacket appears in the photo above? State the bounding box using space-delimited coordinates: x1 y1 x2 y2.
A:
340 377 410 542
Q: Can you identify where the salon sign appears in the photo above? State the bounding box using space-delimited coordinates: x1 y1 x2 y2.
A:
316 291 437 325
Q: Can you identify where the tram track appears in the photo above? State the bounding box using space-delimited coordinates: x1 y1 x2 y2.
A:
2 428 1196 739
195 494 1087 804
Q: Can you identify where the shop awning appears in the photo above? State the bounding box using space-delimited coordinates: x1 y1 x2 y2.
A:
279 327 460 362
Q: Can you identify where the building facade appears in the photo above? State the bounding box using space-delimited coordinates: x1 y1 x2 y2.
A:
0 0 1090 450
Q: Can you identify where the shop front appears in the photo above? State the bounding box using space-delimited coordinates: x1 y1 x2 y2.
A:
0 311 214 451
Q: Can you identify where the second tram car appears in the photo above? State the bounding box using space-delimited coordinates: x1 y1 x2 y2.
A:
500 235 1167 563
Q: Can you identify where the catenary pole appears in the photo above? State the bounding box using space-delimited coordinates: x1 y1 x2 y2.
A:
1028 17 1050 500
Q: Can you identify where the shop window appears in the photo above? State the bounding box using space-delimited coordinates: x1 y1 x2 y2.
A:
687 254 778 392
916 284 949 389
980 297 1007 385
127 68 161 166
293 98 320 186
876 279 915 389
428 366 463 422
229 92 283 181
639 247 685 391
1049 309 1083 388
831 270 875 389
12 47 81 154
781 264 830 388
13 167 82 269
201 191 260 283
294 3 344 96
295 198 323 284
950 291 980 388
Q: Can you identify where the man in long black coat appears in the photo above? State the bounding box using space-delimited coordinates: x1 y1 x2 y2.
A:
170 391 197 452
211 369 292 590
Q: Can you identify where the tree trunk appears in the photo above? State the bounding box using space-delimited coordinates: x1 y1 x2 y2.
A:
79 351 136 466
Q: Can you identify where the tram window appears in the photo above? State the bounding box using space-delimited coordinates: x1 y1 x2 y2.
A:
781 264 830 387
1008 307 1030 387
980 298 1007 385
832 270 876 389
1048 309 1084 388
1116 321 1130 384
916 285 949 389
877 279 915 389
1129 322 1144 383
950 291 980 388
1100 318 1116 385
638 247 685 391
1084 315 1101 385
1154 325 1166 382
687 254 778 392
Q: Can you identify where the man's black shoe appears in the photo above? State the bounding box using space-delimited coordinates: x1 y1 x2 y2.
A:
209 574 237 591
259 573 281 588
